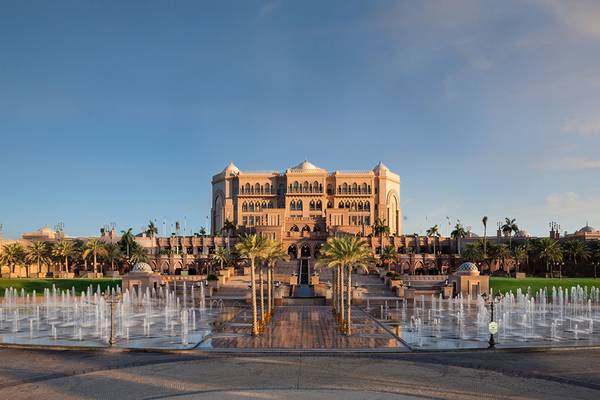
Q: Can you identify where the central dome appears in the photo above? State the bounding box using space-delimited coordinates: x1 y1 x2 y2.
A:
131 262 154 273
291 160 320 170
578 224 596 233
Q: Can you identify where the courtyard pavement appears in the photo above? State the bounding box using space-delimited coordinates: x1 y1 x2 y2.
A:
0 347 599 399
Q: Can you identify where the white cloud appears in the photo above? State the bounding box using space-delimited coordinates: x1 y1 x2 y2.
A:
537 156 600 171
563 118 600 137
545 192 600 218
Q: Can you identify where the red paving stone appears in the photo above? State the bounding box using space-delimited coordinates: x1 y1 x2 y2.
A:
209 306 407 350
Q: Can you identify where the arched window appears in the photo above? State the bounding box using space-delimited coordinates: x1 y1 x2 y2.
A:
316 200 322 210
313 181 319 193
362 183 368 194
358 201 363 211
337 185 341 194
327 201 333 208
265 183 270 193
240 186 245 194
268 200 273 208
293 181 299 193
365 201 370 211
301 225 311 233
245 183 251 193
290 225 299 232
303 181 309 193
345 201 350 208
327 184 333 195
249 202 255 212
367 185 371 194
262 201 267 209
289 184 293 193
352 183 358 194
342 183 348 194
290 201 296 211
351 201 357 211
242 202 248 212
255 183 260 194
310 200 315 211
339 202 344 209
297 200 303 210
319 183 323 193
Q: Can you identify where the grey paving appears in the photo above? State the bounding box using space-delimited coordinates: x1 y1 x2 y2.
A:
0 348 598 399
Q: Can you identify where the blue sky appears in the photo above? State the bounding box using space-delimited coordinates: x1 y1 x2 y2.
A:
1 0 600 239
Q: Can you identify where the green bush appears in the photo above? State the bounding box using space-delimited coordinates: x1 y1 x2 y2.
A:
386 271 394 277
207 274 219 281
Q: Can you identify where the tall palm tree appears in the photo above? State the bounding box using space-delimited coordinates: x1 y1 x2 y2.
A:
1 243 25 274
52 240 75 273
482 216 488 258
82 239 108 274
426 224 440 263
462 242 484 263
535 238 563 275
129 244 148 266
222 219 236 249
235 234 270 336
501 217 519 249
450 223 467 256
119 228 135 258
318 236 373 335
264 241 287 318
103 243 122 272
25 241 50 278
562 240 591 265
146 221 158 238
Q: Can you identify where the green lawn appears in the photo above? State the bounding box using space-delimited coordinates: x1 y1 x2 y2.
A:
0 278 121 296
490 277 600 295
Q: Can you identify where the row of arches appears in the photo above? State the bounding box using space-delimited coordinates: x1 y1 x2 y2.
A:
288 181 323 194
242 201 274 212
240 182 274 195
287 243 321 259
289 224 322 233
338 200 370 211
336 182 371 195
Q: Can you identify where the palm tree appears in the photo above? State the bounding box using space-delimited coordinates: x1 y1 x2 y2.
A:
119 228 135 258
52 240 75 273
462 242 485 263
379 245 397 271
199 227 207 236
513 245 527 275
562 240 591 265
482 216 488 258
211 247 230 274
1 243 25 275
501 218 519 249
318 236 373 335
146 221 158 238
235 234 270 336
490 244 510 272
222 219 236 249
129 244 148 266
82 239 108 274
372 218 390 246
264 241 287 318
426 224 440 263
25 241 50 278
103 243 122 272
450 223 467 255
535 238 563 275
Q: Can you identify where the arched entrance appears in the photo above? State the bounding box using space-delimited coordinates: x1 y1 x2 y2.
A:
300 244 311 258
287 245 298 259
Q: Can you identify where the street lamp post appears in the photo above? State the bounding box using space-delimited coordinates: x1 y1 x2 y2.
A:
104 292 122 346
483 292 503 349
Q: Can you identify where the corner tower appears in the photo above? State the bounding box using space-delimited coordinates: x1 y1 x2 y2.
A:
373 162 402 235
211 161 240 234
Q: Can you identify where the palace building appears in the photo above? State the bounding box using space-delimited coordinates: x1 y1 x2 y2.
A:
211 160 402 241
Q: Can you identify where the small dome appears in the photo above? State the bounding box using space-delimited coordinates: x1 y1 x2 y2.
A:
456 262 480 275
515 229 530 237
373 161 389 173
222 161 240 175
131 262 154 273
291 160 320 170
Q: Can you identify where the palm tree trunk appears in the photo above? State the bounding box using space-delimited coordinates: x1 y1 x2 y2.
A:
338 264 345 332
331 267 337 313
65 257 69 274
346 265 352 336
250 258 259 336
267 267 273 317
94 253 97 274
259 266 265 323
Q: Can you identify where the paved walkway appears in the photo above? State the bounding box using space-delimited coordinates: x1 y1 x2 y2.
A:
207 306 406 350
0 349 599 399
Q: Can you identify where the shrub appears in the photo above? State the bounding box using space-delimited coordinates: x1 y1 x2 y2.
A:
207 274 219 281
